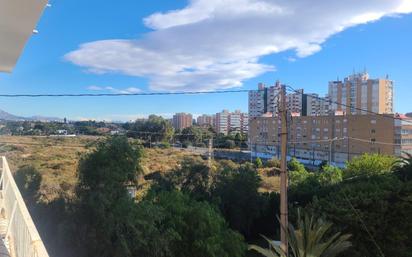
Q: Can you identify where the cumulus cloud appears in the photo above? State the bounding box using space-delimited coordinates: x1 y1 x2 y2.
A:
87 85 142 94
66 0 412 91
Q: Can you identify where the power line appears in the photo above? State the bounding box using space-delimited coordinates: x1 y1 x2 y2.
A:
0 89 251 98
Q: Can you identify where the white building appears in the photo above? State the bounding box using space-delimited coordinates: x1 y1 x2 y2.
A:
215 110 248 135
248 81 281 118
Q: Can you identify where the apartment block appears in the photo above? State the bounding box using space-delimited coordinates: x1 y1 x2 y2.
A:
215 110 248 135
197 114 215 127
249 82 329 117
287 88 304 115
249 114 398 166
395 114 412 157
248 82 281 118
328 72 393 115
172 113 193 130
304 94 330 116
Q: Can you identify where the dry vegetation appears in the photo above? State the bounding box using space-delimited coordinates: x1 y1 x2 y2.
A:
0 136 280 200
0 136 97 200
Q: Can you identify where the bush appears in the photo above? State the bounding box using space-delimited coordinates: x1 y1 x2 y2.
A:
254 157 263 168
224 139 236 149
345 154 396 178
265 158 280 168
318 165 343 186
158 141 171 148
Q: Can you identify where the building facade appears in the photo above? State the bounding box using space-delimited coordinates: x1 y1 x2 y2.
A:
248 82 281 118
249 82 330 117
287 88 304 115
172 113 193 130
197 114 215 127
249 114 398 166
395 115 412 157
215 110 248 135
328 72 394 115
304 94 330 116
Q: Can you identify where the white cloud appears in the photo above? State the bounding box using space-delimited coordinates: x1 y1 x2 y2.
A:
86 85 142 94
286 57 296 63
87 85 103 91
65 0 412 91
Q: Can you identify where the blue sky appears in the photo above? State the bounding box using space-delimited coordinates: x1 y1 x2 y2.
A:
0 0 411 121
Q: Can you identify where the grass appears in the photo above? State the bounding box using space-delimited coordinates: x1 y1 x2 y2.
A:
0 136 280 201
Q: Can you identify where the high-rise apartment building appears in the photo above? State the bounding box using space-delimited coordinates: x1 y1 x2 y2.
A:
249 82 328 117
304 94 330 116
328 72 393 115
197 114 215 127
287 88 304 115
215 110 230 135
172 113 193 130
215 110 248 135
248 82 281 118
248 83 266 118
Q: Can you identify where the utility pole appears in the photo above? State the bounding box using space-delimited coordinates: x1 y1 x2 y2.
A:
279 84 288 255
208 137 213 168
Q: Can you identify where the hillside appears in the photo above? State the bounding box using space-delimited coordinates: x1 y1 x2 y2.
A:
0 109 26 121
0 108 63 121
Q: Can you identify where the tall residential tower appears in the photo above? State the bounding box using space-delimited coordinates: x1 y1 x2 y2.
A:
328 72 393 115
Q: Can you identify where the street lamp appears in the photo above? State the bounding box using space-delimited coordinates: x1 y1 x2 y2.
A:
329 137 339 164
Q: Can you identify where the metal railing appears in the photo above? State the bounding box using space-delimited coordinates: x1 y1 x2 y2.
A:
0 157 49 257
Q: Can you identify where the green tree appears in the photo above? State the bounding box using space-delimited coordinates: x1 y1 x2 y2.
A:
393 153 412 181
140 190 246 257
288 157 306 173
249 210 351 257
318 165 343 186
178 125 213 146
14 166 42 204
128 115 174 143
344 154 396 178
74 136 143 257
212 164 262 238
311 175 412 257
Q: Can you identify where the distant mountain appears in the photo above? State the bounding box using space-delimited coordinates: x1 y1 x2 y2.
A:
0 109 26 121
0 109 63 122
406 113 412 118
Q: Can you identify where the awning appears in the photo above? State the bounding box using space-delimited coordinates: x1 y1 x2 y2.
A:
0 0 48 72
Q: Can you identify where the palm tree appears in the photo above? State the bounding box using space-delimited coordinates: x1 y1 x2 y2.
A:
249 210 351 257
392 153 412 181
